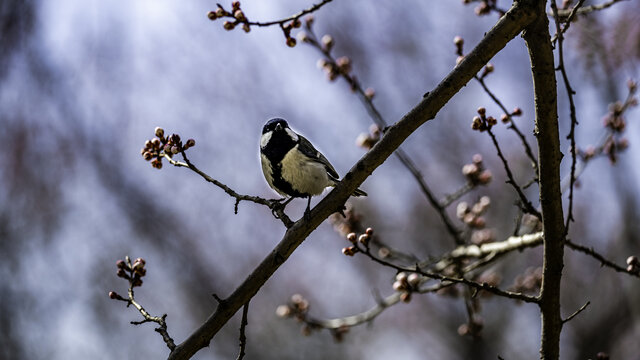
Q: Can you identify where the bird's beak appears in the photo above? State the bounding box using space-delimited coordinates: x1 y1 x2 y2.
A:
275 123 283 131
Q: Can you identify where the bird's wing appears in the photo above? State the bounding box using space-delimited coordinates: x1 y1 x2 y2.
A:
297 135 340 180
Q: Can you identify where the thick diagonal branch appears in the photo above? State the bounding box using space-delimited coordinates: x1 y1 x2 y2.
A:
166 4 537 359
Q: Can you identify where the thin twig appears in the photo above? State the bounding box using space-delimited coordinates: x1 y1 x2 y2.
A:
474 75 538 174
163 152 294 228
245 0 333 27
551 1 580 237
356 242 539 304
236 301 250 360
553 0 627 19
565 239 640 278
440 182 475 208
562 301 590 324
486 127 542 220
118 257 176 351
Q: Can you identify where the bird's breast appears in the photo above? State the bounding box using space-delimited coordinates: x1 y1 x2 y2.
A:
280 145 332 196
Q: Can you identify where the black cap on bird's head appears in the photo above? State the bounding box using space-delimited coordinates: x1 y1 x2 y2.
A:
263 118 289 134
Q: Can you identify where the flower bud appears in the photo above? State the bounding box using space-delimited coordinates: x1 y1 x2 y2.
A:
233 10 246 21
207 11 217 20
242 23 250 33
477 107 486 116
407 273 420 287
453 36 464 47
297 31 309 43
392 280 405 292
171 145 180 154
276 305 291 318
400 292 412 303
223 21 235 30
304 15 314 27
186 138 196 148
364 87 375 100
358 234 369 245
627 256 638 266
215 8 225 17
286 37 297 47
321 35 334 50
155 127 165 138
395 272 408 282
512 107 522 116
501 114 510 123
456 202 469 218
346 232 357 242
365 227 374 236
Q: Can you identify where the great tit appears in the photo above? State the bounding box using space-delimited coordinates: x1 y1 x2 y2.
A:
260 118 367 218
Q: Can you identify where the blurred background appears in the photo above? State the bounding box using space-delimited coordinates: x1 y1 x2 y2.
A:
1 0 639 359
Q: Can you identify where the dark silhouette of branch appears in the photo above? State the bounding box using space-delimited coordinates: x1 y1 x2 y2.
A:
562 301 590 324
522 1 565 358
474 75 539 174
554 0 627 18
565 239 640 278
440 182 475 208
166 3 538 358
162 152 294 228
353 239 539 303
551 1 579 236
235 301 250 360
246 0 333 27
486 127 542 219
110 256 176 351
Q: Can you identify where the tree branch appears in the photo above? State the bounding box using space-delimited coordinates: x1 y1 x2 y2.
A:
522 1 565 358
166 3 538 358
235 301 250 360
163 152 294 228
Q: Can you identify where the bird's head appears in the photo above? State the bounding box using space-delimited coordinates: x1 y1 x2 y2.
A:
261 118 298 149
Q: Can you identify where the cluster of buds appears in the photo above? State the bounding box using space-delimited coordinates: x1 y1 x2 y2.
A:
109 256 147 301
280 18 303 47
471 107 497 131
141 127 195 169
342 227 374 256
510 266 542 294
207 2 252 33
499 107 523 124
457 196 491 228
601 136 628 164
317 53 356 85
276 294 319 336
392 272 421 303
355 124 381 150
627 256 639 275
461 154 492 186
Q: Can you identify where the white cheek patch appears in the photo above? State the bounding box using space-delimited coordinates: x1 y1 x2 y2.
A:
285 128 299 142
260 131 272 149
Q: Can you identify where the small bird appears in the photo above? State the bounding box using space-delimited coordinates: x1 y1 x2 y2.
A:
260 118 366 218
